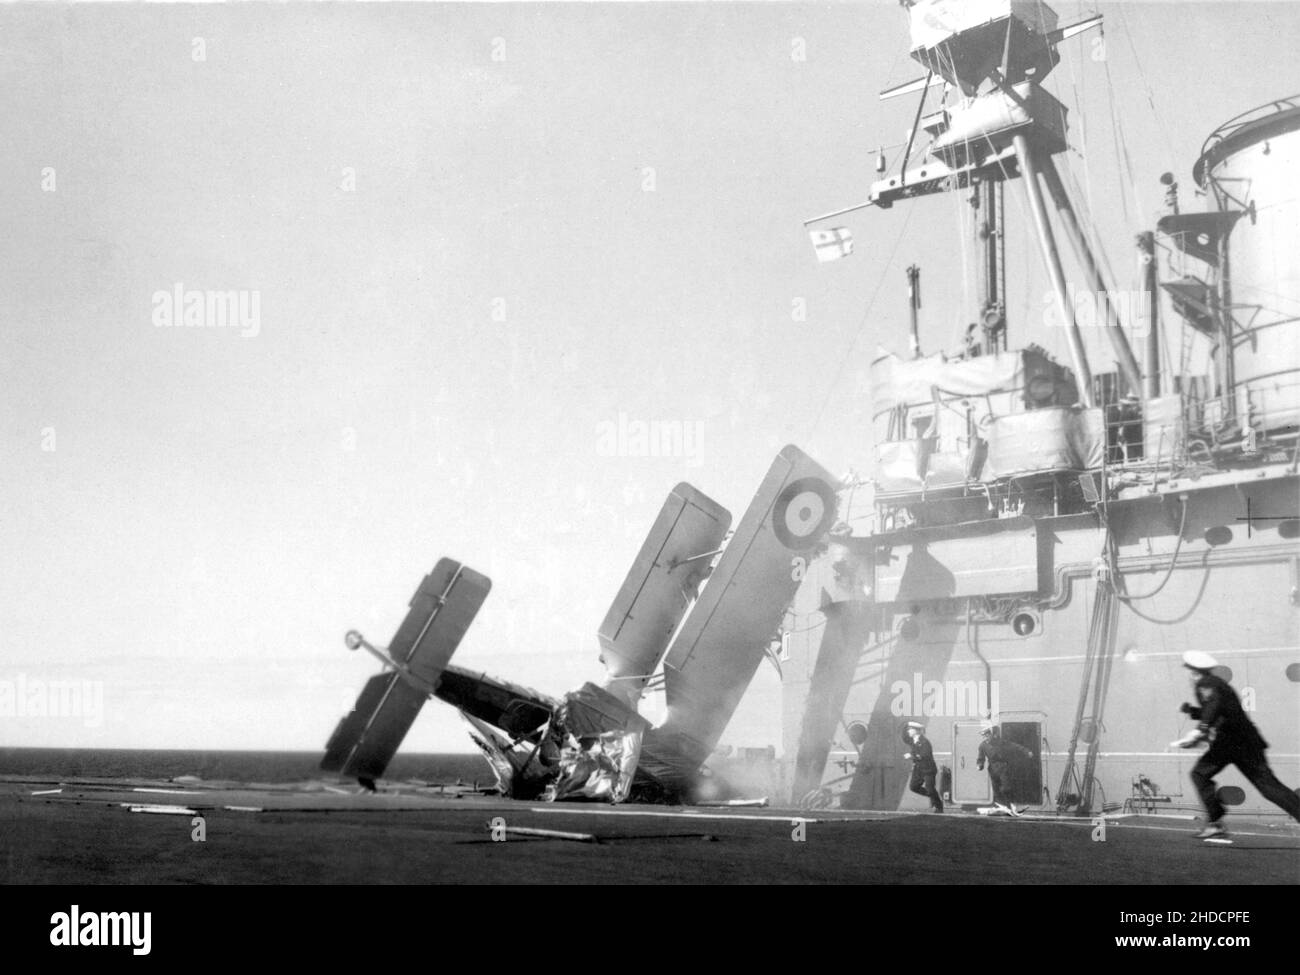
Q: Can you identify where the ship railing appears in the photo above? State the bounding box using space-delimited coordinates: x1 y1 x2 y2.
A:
1198 93 1300 163
1194 93 1300 187
1102 378 1300 481
867 380 1299 505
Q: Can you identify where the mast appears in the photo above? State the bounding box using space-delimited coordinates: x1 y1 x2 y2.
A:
1015 133 1095 404
977 180 1007 352
1038 157 1145 396
859 1 1133 405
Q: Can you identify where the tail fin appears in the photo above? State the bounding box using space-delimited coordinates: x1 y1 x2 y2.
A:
320 558 491 780
654 446 837 769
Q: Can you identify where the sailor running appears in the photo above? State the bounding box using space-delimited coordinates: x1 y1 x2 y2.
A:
1172 651 1300 840
903 720 944 812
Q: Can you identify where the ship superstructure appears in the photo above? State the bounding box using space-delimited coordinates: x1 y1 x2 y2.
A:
785 0 1300 817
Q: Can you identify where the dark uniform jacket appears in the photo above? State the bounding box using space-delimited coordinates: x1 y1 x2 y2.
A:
1185 674 1268 753
908 735 937 774
977 736 1031 770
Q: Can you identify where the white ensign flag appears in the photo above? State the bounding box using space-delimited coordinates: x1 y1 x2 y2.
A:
810 226 854 262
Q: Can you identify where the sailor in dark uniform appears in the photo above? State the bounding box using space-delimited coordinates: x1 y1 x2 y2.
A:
903 720 944 812
1174 651 1300 840
976 723 1028 816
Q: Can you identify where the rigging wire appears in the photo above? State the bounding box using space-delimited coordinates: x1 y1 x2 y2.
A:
1057 2 1096 217
1113 2 1180 179
1061 162 1138 335
1100 48 1135 227
804 203 915 442
877 19 909 109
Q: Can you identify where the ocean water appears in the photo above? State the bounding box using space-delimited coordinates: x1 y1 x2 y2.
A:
0 748 491 786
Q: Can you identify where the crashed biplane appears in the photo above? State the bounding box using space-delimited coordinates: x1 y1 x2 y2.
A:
321 445 839 802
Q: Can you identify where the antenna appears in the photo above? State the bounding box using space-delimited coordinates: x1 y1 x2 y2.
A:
907 265 922 358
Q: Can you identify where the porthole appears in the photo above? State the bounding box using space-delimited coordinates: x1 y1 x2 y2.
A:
1217 786 1245 806
1205 526 1233 546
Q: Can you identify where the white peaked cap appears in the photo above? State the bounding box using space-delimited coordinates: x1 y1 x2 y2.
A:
1182 650 1219 671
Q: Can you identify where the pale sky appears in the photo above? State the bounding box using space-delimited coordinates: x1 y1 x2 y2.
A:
3 1 1298 753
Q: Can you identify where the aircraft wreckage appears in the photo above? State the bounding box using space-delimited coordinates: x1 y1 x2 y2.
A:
322 445 838 803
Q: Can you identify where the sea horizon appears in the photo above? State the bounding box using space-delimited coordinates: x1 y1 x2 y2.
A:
0 746 491 786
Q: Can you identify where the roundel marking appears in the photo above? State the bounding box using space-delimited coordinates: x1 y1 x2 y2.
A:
772 477 837 549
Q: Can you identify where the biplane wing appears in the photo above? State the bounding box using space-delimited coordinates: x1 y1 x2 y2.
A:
649 445 839 773
320 450 839 802
597 482 731 704
321 671 427 781
321 559 491 780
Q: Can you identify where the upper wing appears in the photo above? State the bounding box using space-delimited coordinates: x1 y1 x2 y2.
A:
597 482 731 703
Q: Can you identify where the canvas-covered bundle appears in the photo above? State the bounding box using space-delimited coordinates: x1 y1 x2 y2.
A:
871 351 1023 493
870 350 1025 413
984 406 1105 478
870 349 1098 491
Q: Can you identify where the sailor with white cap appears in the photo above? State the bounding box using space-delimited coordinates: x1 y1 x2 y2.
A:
1174 650 1300 839
902 720 943 813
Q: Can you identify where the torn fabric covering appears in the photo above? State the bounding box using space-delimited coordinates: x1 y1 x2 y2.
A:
464 724 516 796
462 712 550 798
460 687 652 803
542 682 648 801
545 730 643 802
